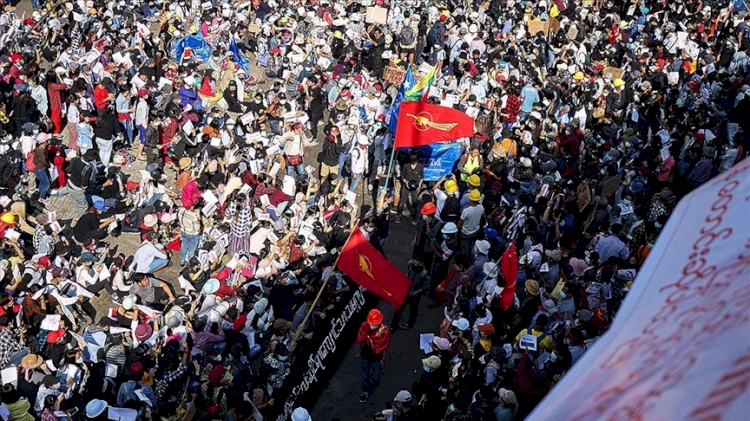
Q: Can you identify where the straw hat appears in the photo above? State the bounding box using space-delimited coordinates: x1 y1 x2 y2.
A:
179 157 192 170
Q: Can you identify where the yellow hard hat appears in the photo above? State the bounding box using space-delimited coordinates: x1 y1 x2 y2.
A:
441 10 450 18
613 78 625 87
467 174 481 187
573 71 584 80
469 189 481 202
444 180 458 193
0 212 14 225
618 20 629 29
333 31 342 39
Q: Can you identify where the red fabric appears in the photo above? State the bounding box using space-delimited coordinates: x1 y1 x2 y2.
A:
50 108 62 134
355 322 392 354
435 266 457 304
93 86 111 110
337 229 411 308
499 243 518 311
53 155 66 187
394 101 475 148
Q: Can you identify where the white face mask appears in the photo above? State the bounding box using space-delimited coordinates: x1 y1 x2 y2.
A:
550 352 558 362
366 226 375 232
422 214 429 221
280 100 287 104
369 324 378 330
559 291 567 299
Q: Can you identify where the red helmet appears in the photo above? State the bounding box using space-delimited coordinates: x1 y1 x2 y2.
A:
367 309 383 325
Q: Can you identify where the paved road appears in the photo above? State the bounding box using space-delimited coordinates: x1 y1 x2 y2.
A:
311 224 446 420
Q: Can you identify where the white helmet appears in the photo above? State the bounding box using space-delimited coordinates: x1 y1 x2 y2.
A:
441 222 458 234
291 408 312 421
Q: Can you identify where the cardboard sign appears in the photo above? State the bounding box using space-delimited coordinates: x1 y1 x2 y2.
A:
549 17 561 34
365 6 388 24
567 25 579 40
577 183 592 211
601 173 623 198
528 21 550 37
603 66 625 80
383 66 406 85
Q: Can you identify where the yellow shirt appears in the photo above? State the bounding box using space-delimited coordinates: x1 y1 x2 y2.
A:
515 328 553 352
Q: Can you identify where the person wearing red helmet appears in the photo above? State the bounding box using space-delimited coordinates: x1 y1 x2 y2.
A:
356 308 391 402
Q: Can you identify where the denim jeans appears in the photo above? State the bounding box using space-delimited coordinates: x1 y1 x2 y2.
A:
147 258 169 273
180 231 200 264
349 173 364 192
96 137 114 167
337 153 348 177
286 162 305 177
360 359 382 395
120 120 134 145
34 169 51 199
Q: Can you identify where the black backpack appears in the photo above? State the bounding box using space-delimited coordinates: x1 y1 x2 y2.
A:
440 194 461 222
81 161 99 189
400 26 415 46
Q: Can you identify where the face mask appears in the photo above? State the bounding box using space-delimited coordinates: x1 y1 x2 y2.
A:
559 291 567 299
423 364 431 372
366 226 375 232
76 356 83 364
448 404 456 413
422 214 429 221
369 324 378 330
550 352 558 362
255 99 261 103
280 100 287 104
277 354 289 361
483 109 491 114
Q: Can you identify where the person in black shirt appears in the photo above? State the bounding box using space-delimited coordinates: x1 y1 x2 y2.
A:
73 202 116 243
398 152 424 224
305 78 325 140
320 126 342 178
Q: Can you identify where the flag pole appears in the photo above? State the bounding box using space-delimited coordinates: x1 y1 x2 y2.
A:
292 220 361 342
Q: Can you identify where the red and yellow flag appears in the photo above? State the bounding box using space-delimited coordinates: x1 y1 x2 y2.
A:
337 229 411 308
394 101 475 148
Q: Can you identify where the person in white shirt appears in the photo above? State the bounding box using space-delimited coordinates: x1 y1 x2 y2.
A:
130 232 170 273
134 90 150 160
348 137 369 192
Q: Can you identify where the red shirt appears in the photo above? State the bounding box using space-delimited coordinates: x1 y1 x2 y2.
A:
93 86 111 110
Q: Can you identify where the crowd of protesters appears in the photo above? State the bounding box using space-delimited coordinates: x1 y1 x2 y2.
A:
0 0 747 419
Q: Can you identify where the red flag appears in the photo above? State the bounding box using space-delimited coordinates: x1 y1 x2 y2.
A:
394 101 475 148
499 243 518 311
337 229 411 308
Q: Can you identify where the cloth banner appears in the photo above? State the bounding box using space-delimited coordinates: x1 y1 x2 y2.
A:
411 142 462 181
174 33 212 64
528 157 750 421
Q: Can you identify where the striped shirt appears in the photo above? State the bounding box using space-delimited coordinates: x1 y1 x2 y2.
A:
178 208 201 236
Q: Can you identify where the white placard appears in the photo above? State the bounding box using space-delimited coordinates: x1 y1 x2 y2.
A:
419 333 435 354
519 333 538 351
41 315 61 331
0 368 17 387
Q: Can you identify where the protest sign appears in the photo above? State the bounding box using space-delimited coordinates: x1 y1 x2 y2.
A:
528 21 550 37
383 66 407 85
365 6 388 24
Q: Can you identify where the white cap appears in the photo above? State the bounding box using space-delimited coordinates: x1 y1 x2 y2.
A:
122 296 134 311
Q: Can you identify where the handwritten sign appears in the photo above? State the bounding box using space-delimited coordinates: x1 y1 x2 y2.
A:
577 183 592 211
603 66 625 80
601 173 623 198
383 66 406 85
528 21 550 37
365 6 388 24
550 17 561 34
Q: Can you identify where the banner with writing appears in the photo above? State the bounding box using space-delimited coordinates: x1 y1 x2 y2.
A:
271 285 374 420
412 142 463 181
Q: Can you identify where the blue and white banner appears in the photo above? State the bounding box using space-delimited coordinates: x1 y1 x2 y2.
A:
412 142 462 181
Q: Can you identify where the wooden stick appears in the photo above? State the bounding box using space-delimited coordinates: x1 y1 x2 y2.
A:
292 220 360 342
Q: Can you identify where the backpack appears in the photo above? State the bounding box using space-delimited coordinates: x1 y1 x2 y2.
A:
400 25 415 46
81 161 99 189
26 152 36 172
440 194 461 222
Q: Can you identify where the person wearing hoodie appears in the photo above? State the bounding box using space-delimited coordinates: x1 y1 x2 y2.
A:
242 297 272 359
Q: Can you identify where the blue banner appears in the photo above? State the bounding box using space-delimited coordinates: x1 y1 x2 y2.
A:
174 34 212 64
229 39 250 74
412 142 462 181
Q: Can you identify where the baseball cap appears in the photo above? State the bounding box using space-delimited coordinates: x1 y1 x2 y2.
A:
394 390 412 403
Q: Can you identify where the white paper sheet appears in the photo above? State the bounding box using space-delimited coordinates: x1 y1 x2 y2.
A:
0 367 17 386
41 315 61 331
519 334 538 351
